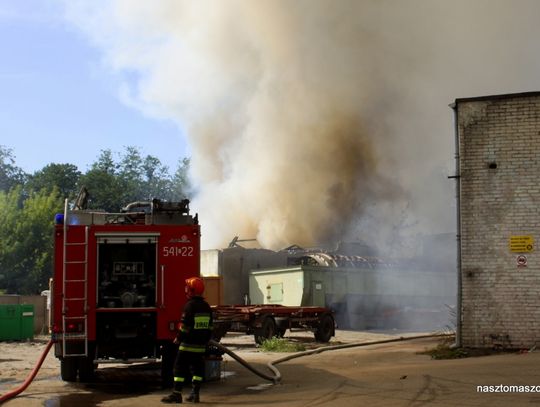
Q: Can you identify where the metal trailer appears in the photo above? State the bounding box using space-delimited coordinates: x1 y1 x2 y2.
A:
211 304 335 344
51 197 200 385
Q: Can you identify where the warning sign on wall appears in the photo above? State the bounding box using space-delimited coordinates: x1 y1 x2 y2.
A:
509 235 534 253
516 255 528 267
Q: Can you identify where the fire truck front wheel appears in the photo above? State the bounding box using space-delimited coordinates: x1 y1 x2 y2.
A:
60 358 78 382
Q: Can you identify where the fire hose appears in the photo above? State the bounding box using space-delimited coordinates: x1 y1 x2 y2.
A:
210 333 452 385
0 340 53 404
0 334 449 403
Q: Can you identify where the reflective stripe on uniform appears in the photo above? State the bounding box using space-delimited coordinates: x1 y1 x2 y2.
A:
179 344 206 353
174 377 185 382
192 375 203 382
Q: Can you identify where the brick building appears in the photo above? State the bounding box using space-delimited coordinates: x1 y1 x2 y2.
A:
453 92 540 348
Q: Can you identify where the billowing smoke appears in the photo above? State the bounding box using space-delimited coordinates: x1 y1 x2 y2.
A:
63 0 540 251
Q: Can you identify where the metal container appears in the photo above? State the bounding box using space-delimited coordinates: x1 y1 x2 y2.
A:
0 304 34 340
204 356 222 381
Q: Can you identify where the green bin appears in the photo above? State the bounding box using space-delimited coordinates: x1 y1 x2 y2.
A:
0 304 34 340
20 304 34 340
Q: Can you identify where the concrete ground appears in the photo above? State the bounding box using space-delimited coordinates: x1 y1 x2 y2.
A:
1 330 539 406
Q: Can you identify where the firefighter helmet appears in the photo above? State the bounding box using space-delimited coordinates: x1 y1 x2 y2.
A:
185 277 205 297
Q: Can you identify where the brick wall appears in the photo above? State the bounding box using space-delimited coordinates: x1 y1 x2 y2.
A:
457 92 540 348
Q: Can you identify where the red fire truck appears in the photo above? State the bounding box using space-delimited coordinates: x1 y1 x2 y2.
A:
51 197 199 384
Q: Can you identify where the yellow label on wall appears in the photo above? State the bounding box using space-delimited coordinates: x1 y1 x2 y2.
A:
509 235 534 252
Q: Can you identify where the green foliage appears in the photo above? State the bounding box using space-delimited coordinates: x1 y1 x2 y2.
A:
418 331 511 359
0 188 21 289
0 145 27 191
79 147 190 211
78 149 127 212
419 342 468 359
27 163 81 198
171 157 192 199
259 337 306 352
419 340 511 359
0 186 62 294
0 145 191 294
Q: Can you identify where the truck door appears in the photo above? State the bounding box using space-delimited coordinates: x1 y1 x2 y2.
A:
311 280 325 307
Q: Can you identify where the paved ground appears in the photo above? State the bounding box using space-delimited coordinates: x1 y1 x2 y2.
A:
1 330 539 406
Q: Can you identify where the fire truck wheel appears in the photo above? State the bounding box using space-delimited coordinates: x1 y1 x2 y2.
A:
78 356 95 382
254 317 276 345
314 314 334 343
60 358 78 382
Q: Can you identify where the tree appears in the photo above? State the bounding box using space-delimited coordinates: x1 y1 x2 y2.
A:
78 149 126 212
0 186 62 294
0 187 21 291
141 154 173 200
27 163 81 198
79 147 189 210
0 145 26 191
118 146 143 201
170 157 192 200
117 146 175 201
0 146 192 294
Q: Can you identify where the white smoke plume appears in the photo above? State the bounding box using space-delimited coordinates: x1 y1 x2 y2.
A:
63 0 540 251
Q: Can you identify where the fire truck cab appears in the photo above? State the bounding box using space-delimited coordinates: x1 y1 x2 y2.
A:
51 198 199 384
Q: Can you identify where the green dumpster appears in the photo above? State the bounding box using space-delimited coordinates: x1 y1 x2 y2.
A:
20 304 34 340
0 304 34 340
0 305 20 340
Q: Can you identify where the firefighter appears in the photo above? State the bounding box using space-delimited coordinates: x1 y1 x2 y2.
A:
162 277 213 404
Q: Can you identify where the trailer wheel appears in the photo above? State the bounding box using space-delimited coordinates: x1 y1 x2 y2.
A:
60 358 78 382
212 322 230 342
314 314 334 343
274 317 287 338
254 317 276 345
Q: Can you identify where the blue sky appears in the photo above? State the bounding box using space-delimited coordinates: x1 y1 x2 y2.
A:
0 1 189 175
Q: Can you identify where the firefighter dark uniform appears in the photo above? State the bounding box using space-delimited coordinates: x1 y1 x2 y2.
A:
162 277 213 404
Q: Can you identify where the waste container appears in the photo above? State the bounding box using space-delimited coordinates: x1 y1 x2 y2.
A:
0 304 34 340
0 305 20 340
20 304 34 340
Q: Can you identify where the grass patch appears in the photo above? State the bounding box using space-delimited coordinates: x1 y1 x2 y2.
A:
420 343 469 359
259 337 306 352
420 342 514 360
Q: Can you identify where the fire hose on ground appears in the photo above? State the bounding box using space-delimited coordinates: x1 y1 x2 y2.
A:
210 333 452 385
0 334 449 404
0 340 53 404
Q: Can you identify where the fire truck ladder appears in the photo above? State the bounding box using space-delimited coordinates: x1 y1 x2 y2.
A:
61 199 89 357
